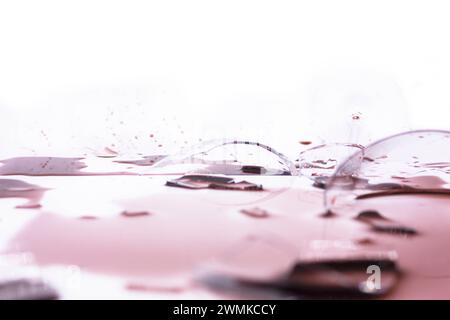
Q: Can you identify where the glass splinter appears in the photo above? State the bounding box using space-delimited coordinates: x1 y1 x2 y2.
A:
166 174 263 191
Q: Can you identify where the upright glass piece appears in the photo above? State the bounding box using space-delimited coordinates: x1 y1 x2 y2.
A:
325 130 450 212
298 143 364 180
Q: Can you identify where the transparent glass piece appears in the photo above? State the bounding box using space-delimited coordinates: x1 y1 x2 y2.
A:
324 130 450 278
324 130 450 211
298 143 364 180
151 139 297 176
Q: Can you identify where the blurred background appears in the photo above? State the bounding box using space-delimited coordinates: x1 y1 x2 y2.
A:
0 0 449 160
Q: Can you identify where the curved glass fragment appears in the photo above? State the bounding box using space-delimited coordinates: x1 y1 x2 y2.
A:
325 130 450 211
151 139 297 176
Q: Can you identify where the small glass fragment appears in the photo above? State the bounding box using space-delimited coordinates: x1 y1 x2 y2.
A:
166 174 263 191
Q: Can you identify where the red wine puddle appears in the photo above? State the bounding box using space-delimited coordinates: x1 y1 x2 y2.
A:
0 157 138 176
4 208 239 280
113 155 167 167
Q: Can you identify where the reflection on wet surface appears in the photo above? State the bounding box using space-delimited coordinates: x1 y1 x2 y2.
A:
256 255 399 297
239 207 271 219
0 179 47 209
1 130 450 299
0 279 59 300
114 155 167 167
355 210 418 236
197 236 402 298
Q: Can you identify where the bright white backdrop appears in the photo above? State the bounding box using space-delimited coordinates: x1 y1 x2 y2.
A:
0 0 449 159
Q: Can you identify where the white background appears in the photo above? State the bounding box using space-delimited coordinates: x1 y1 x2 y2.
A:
0 0 449 159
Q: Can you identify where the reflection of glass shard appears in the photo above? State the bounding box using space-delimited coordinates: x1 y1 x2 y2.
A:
113 155 167 167
166 174 263 191
325 130 450 211
0 279 59 300
324 130 450 279
299 143 364 182
354 210 418 236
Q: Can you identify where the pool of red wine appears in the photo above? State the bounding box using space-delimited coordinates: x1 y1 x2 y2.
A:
1 152 450 299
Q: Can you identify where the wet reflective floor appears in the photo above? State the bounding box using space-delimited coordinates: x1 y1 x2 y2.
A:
0 170 449 299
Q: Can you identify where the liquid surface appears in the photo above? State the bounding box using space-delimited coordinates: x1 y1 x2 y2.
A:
0 173 449 299
1 131 450 299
